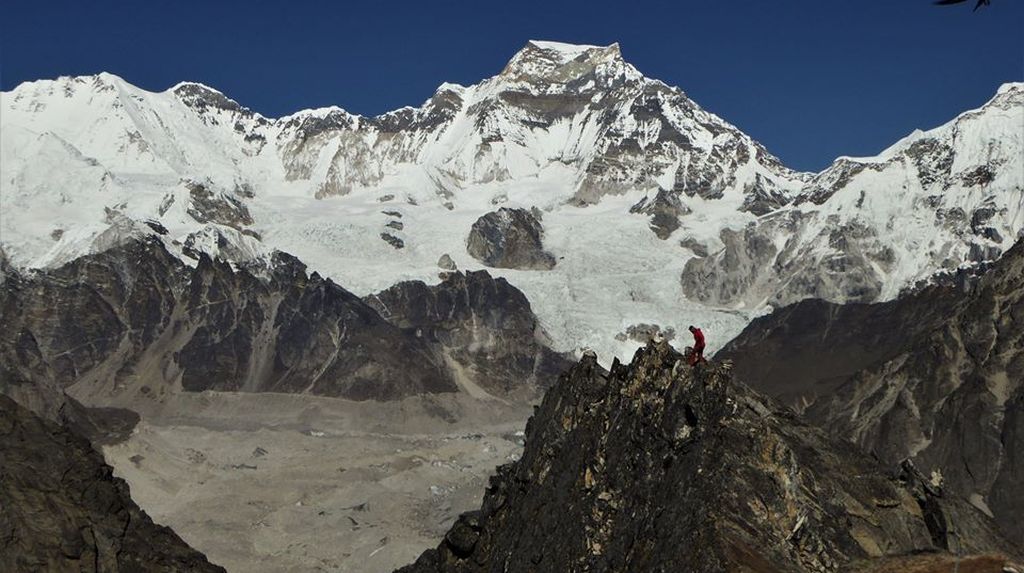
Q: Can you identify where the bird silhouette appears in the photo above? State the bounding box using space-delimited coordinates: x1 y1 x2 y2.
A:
933 0 991 10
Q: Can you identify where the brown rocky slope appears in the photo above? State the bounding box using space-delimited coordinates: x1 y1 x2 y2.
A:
720 239 1024 544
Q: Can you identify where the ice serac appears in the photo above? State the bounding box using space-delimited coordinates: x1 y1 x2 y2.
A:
366 270 573 397
720 238 1024 544
0 394 224 572
399 342 1020 572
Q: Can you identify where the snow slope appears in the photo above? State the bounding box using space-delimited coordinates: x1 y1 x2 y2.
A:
2 42 1021 364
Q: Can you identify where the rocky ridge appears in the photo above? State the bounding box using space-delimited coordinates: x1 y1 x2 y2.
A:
720 238 1024 544
0 237 564 410
366 270 571 397
1 41 797 228
681 84 1023 307
400 342 1019 572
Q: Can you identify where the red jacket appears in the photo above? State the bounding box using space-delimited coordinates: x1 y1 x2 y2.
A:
692 328 705 349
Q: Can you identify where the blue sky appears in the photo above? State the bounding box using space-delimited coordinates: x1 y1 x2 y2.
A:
1 0 1021 171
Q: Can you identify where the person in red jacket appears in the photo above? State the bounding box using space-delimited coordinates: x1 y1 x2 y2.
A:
688 325 706 366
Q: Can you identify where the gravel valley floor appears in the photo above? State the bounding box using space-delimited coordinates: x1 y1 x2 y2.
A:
102 391 533 573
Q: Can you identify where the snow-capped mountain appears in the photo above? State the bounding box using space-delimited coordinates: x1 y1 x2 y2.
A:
2 40 1021 362
682 82 1024 307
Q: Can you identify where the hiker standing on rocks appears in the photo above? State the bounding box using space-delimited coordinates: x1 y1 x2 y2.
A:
688 325 706 366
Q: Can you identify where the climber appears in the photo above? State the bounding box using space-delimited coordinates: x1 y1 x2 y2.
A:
688 325 706 366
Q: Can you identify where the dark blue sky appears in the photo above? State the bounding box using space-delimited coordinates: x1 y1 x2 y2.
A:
2 1 1021 171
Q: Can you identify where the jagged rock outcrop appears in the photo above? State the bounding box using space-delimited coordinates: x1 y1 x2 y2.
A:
400 342 1019 572
0 393 224 572
466 208 556 270
720 239 1024 544
740 173 792 216
365 270 572 396
0 237 455 403
681 213 893 308
1 237 568 407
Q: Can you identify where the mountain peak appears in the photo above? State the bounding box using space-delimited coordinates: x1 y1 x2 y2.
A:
171 82 248 114
998 81 1024 95
499 40 634 84
526 40 621 60
989 81 1024 108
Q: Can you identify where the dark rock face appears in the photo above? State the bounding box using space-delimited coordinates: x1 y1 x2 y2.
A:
682 214 889 308
179 251 453 399
0 327 139 445
184 179 254 229
381 232 405 249
2 237 568 406
0 393 224 572
681 224 778 305
0 254 140 441
0 237 455 403
365 270 572 396
629 189 691 239
720 240 1024 544
401 343 1018 572
438 254 457 271
740 174 791 216
174 82 249 117
466 208 556 270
